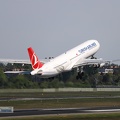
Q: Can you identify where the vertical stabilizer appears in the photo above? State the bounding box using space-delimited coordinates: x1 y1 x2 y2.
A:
27 47 43 70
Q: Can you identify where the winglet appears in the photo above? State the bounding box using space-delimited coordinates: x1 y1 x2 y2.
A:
27 47 43 70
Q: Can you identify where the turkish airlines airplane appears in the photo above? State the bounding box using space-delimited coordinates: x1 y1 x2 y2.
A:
0 40 109 79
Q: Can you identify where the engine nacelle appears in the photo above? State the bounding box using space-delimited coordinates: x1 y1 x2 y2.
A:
92 64 100 68
100 63 105 67
92 63 106 68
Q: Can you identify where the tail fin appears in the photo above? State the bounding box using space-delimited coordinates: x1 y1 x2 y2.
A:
27 47 43 70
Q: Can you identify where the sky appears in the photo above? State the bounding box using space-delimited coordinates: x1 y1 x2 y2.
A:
0 0 120 63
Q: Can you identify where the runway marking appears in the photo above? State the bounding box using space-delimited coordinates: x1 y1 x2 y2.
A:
86 109 120 112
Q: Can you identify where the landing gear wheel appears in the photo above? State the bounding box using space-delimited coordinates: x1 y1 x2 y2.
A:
76 72 84 79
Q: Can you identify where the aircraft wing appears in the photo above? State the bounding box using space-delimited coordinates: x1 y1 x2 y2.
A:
4 71 31 74
73 58 110 68
0 59 49 65
0 59 30 64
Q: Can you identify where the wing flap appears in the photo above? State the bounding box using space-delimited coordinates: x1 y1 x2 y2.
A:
73 58 110 68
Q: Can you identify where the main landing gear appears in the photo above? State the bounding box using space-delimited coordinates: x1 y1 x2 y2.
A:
76 67 84 79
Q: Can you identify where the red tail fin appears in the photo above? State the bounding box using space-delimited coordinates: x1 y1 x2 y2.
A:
27 47 43 70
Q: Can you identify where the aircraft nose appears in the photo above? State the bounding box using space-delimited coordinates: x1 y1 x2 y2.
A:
96 40 100 49
93 40 100 50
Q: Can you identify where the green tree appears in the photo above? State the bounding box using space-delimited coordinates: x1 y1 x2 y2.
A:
0 68 8 88
9 75 37 88
65 81 74 87
48 79 60 88
40 81 49 88
102 73 113 84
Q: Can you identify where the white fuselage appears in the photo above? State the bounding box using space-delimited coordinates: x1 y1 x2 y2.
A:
31 40 100 78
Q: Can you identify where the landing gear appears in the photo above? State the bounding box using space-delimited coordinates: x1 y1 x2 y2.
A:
48 77 55 80
76 67 84 79
91 55 97 59
76 72 84 79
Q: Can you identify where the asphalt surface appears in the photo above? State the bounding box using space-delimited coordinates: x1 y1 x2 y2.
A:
0 107 120 117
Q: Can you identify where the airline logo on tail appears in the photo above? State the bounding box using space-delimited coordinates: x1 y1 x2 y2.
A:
27 47 43 69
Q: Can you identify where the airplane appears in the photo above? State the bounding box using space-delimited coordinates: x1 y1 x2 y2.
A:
0 40 110 79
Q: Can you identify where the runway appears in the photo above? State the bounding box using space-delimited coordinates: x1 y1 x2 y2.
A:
0 107 120 117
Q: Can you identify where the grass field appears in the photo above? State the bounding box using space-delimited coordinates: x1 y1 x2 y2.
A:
0 91 120 98
0 91 120 119
0 98 119 109
0 113 120 120
0 91 120 109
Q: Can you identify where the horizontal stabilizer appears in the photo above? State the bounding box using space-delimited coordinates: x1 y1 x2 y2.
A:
4 71 30 74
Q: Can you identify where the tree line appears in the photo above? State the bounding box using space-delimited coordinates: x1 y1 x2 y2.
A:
0 63 120 88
